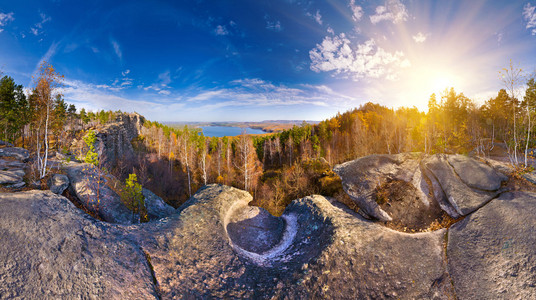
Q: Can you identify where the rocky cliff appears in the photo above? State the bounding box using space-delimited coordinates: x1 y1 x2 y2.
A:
95 113 145 168
0 152 535 299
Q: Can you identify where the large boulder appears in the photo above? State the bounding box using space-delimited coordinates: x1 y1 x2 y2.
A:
423 155 503 216
447 155 507 191
141 188 175 220
63 162 135 224
335 153 508 221
447 192 536 299
0 147 29 162
0 190 159 299
333 153 427 221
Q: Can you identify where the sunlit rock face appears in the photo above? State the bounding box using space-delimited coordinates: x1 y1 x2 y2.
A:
334 153 508 222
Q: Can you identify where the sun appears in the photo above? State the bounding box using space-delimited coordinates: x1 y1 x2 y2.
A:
431 75 454 94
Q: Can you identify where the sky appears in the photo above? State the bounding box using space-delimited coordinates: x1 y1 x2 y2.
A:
1 0 536 122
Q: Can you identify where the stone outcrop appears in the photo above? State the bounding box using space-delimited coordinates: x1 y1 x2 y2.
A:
1 181 535 298
0 147 29 162
95 113 145 168
135 185 452 299
0 148 27 190
448 191 536 299
0 190 158 299
63 162 174 224
334 153 508 221
63 162 136 225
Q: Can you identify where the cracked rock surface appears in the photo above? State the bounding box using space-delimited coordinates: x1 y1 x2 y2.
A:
448 191 536 299
0 190 158 299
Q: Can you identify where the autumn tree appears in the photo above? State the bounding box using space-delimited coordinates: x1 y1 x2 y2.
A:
235 130 258 191
33 61 64 178
499 60 524 165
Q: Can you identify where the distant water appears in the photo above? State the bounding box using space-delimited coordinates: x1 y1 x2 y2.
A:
199 126 265 137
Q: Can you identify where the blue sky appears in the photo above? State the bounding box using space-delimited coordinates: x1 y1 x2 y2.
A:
1 0 536 121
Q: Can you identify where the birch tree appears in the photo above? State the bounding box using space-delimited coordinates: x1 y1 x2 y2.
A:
33 61 63 179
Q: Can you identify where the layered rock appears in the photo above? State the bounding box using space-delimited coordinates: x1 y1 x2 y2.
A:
0 147 29 162
0 148 28 189
95 113 145 168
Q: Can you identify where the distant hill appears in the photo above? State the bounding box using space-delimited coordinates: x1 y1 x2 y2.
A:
163 120 320 133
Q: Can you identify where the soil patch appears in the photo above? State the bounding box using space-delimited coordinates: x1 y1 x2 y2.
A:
373 179 452 232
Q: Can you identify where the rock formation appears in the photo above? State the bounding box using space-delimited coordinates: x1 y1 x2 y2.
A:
0 150 535 299
0 147 28 190
0 191 159 299
334 153 508 222
95 113 145 168
63 162 175 224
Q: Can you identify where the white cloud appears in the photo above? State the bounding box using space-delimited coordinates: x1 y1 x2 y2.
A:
327 27 335 35
158 90 171 95
31 12 51 36
183 78 356 109
412 32 428 43
309 34 411 81
110 38 122 60
265 15 283 31
62 79 167 115
32 41 59 78
0 12 14 32
370 0 408 24
215 25 229 36
122 69 130 76
349 0 363 22
523 3 536 35
307 10 323 25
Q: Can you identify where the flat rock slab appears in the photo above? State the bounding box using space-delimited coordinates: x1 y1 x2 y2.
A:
0 147 29 162
424 155 500 216
447 155 507 191
448 192 536 299
0 191 158 299
135 184 452 299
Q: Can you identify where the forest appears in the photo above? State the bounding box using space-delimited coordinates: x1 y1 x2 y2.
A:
1 62 536 215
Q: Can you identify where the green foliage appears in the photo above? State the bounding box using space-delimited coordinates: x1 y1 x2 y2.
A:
0 75 29 143
121 173 147 222
83 130 99 166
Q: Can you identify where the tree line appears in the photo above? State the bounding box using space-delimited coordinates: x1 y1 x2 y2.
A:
2 62 535 215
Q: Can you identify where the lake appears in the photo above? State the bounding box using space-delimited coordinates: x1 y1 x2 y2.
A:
199 126 266 137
